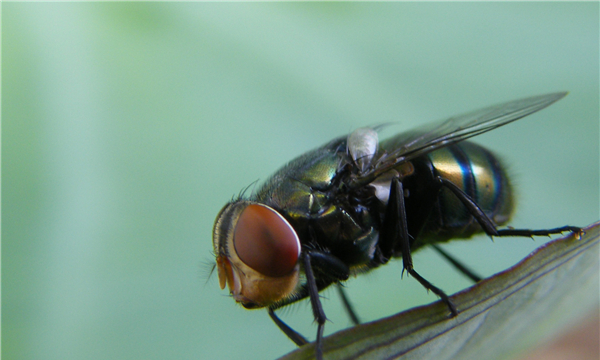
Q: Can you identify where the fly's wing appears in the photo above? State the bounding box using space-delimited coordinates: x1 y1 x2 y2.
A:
351 92 567 187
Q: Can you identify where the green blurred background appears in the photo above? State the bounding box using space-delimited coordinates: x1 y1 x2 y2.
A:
3 3 598 360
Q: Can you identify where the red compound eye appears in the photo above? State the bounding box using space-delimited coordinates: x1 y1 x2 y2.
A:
233 204 300 277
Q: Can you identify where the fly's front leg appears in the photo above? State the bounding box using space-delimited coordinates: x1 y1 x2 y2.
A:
269 250 349 360
303 253 327 360
382 177 458 316
314 251 361 326
268 308 308 347
437 177 583 238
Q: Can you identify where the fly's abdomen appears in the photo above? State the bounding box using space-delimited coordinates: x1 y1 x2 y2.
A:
425 141 514 239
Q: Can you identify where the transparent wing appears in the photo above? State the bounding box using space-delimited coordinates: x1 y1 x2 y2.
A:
353 92 567 186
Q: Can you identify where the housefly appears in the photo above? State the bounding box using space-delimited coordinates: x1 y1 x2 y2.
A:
212 92 582 360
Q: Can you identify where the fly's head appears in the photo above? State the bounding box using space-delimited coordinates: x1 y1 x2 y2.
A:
212 201 301 309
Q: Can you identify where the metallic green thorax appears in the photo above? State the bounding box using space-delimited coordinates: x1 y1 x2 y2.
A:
253 137 381 271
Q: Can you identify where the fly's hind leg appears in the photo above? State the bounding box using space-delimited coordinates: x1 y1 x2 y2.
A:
431 244 483 283
381 177 458 316
495 226 583 237
437 177 583 238
336 283 361 325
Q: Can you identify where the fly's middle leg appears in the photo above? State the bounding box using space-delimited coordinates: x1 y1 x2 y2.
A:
381 177 458 316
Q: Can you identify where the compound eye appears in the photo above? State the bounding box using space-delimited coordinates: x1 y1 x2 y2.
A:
233 204 300 277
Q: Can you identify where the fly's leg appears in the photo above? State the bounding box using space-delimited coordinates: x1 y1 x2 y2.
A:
382 177 458 316
268 308 308 346
431 244 483 283
336 284 361 325
304 252 351 358
303 250 353 357
495 227 583 237
269 250 349 359
437 177 583 238
303 253 327 360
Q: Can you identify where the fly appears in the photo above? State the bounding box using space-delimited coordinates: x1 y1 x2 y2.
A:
211 92 582 360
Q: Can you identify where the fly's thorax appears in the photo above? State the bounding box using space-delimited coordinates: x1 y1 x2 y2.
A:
212 201 301 308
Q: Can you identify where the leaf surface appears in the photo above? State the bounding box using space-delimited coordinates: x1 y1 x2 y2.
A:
280 222 600 360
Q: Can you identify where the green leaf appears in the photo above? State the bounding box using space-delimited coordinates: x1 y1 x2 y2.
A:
280 222 600 360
